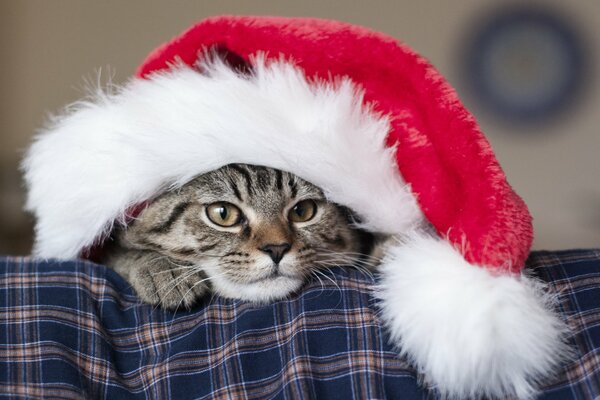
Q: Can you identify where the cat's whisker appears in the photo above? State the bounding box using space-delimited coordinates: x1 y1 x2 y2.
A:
341 260 377 273
313 260 342 267
315 248 385 263
345 265 375 280
145 254 193 269
315 254 379 269
314 256 370 267
315 254 360 262
315 246 385 260
350 264 375 276
151 267 206 308
149 265 198 276
193 253 228 258
314 256 364 267
145 254 175 266
169 273 227 323
190 250 251 259
315 258 376 279
151 272 193 302
310 270 325 291
165 259 196 269
315 248 368 255
152 271 227 313
312 268 340 292
184 273 226 298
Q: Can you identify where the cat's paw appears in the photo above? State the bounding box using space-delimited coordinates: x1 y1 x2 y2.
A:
130 258 209 310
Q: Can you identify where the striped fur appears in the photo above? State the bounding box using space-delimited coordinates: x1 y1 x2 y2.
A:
103 164 374 309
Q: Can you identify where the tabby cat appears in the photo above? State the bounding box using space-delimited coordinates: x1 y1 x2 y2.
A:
102 164 378 310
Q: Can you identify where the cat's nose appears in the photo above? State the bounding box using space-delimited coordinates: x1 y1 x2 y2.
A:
259 243 291 264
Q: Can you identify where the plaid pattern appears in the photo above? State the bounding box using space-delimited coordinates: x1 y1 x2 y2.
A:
0 250 598 400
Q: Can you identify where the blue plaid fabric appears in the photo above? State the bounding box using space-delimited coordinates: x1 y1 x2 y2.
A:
0 250 599 399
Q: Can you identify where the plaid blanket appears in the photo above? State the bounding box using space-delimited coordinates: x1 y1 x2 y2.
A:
0 250 599 399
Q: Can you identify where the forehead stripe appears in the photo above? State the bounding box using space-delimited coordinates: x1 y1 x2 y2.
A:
227 178 243 202
148 201 191 233
229 164 254 196
275 169 283 191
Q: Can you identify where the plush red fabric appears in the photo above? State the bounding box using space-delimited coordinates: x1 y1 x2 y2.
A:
136 16 533 273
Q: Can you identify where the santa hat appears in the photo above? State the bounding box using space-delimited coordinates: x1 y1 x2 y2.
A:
23 16 568 399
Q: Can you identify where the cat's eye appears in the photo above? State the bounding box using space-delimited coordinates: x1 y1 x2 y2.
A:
288 200 317 223
205 202 243 227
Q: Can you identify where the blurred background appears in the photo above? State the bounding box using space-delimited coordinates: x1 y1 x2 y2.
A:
1 1 598 255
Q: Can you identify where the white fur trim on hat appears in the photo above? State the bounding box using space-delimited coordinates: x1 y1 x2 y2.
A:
23 57 421 258
376 232 571 399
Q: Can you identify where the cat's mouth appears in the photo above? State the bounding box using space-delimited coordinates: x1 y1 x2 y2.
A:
210 267 305 302
243 269 298 284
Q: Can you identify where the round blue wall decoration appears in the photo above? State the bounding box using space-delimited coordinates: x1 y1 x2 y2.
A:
465 8 586 123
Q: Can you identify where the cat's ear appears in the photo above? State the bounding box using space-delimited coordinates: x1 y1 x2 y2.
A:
194 44 254 77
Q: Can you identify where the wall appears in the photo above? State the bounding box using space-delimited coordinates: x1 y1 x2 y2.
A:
1 0 598 253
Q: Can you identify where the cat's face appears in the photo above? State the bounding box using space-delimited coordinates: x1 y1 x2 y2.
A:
119 164 362 302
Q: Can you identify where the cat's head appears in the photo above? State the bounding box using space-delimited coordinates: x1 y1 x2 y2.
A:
117 164 363 302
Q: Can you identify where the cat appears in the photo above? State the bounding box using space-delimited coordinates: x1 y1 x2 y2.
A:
102 164 380 310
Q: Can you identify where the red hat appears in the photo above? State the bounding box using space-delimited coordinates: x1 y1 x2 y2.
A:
23 16 568 398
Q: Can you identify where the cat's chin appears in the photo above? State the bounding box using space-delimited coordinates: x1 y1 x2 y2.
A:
211 275 305 303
